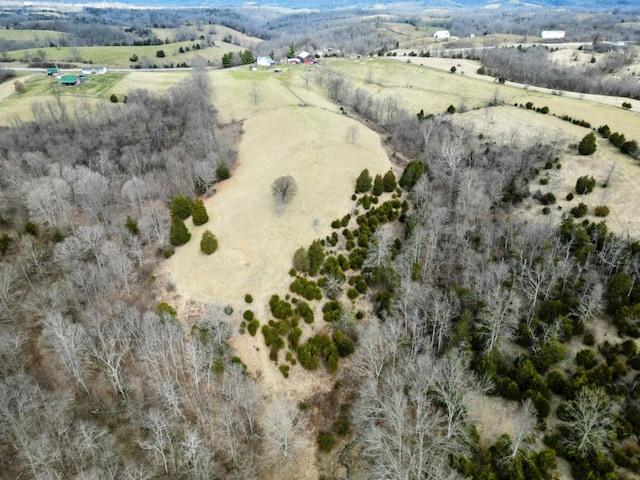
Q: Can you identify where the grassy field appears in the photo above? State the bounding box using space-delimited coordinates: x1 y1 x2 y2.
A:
160 101 392 436
328 57 501 113
3 41 247 69
327 57 640 135
111 71 190 96
208 64 338 124
457 105 640 239
0 28 67 43
0 72 125 125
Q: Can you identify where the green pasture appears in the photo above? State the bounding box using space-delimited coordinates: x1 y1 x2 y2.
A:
3 41 245 68
325 57 640 136
0 72 125 124
0 29 67 42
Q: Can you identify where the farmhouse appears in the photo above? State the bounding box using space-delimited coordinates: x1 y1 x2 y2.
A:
59 75 79 86
433 30 450 39
541 30 565 39
81 66 107 75
297 50 310 62
256 56 275 67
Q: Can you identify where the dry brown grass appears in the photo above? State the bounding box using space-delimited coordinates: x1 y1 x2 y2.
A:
457 106 640 239
468 392 522 447
111 71 189 96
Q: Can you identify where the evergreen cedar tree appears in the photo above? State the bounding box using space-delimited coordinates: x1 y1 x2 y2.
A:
170 216 191 246
578 132 597 155
575 176 596 195
191 199 209 226
372 174 384 196
399 160 426 190
355 169 373 194
383 170 397 192
171 194 192 220
200 230 218 255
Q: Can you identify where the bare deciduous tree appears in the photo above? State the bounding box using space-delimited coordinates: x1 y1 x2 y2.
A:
271 175 298 213
43 312 90 393
262 396 309 462
562 387 616 459
503 399 537 464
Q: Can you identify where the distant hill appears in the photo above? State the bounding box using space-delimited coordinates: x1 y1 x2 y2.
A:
9 0 624 10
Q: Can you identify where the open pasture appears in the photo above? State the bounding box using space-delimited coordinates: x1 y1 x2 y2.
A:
209 65 341 124
111 71 189 96
336 56 640 135
160 102 391 405
162 104 391 313
3 41 246 69
328 57 504 113
0 28 67 43
0 72 124 125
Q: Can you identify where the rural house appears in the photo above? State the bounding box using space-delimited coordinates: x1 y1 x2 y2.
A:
257 56 275 67
433 30 450 39
81 66 107 75
541 30 565 39
59 75 79 86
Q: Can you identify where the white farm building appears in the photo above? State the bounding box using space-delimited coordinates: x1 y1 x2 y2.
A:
256 56 275 67
433 30 450 39
541 31 565 39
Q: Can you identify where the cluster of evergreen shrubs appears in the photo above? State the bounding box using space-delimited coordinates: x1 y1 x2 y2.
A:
559 114 591 128
167 193 220 255
597 125 639 157
256 163 422 376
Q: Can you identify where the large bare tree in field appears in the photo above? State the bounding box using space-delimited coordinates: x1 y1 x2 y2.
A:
271 175 298 214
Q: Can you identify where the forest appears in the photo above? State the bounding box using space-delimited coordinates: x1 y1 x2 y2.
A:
2 3 640 480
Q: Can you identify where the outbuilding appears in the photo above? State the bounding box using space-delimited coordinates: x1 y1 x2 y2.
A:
60 75 79 86
46 67 60 76
433 30 450 39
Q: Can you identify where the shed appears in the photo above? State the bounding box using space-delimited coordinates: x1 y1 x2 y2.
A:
60 75 79 86
46 67 60 76
433 30 450 39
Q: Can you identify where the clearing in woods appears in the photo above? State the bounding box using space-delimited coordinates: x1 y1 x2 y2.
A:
159 91 391 480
